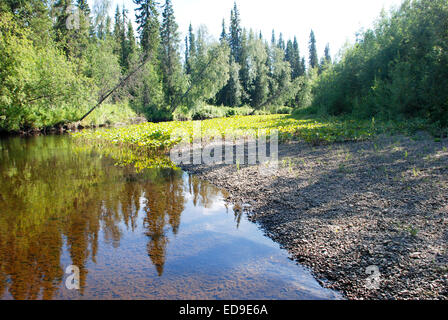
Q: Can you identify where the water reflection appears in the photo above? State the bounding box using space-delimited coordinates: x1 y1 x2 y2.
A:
0 135 340 300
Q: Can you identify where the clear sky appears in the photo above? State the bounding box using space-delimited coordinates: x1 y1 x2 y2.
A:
90 0 404 59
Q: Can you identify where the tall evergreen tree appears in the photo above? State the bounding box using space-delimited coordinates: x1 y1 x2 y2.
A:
319 43 332 74
133 0 163 119
225 57 242 107
277 32 285 51
160 0 183 108
53 0 91 58
220 19 227 43
134 0 159 57
185 23 196 74
308 29 318 69
113 5 123 45
324 43 331 64
288 36 305 78
229 2 242 63
124 20 136 70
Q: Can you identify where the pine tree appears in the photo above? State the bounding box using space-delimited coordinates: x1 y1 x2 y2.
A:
77 0 90 14
271 29 276 46
285 40 294 65
319 43 332 74
277 32 285 51
113 5 123 46
134 0 160 57
184 35 189 73
185 23 196 74
229 1 242 63
308 29 318 69
160 0 183 108
124 20 136 70
324 43 331 64
133 0 163 118
220 19 227 43
226 57 242 107
113 5 126 69
53 0 91 58
289 36 305 78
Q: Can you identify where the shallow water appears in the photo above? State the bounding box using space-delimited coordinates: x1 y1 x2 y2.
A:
0 135 341 300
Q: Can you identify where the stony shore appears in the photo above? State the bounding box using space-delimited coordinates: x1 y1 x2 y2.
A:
181 133 448 300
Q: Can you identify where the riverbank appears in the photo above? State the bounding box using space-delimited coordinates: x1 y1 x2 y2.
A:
181 133 448 300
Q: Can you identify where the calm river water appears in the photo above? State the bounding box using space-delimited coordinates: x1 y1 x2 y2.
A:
0 135 341 300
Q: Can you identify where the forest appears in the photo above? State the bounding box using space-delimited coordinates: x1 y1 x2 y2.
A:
0 0 447 133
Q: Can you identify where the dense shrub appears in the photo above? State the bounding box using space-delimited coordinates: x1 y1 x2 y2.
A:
0 13 93 131
312 0 448 127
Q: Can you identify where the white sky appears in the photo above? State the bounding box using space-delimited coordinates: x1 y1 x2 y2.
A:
90 0 404 59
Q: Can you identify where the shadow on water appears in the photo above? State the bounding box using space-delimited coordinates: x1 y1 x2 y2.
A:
0 135 342 300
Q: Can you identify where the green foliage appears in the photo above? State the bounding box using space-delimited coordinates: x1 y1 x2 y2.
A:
0 12 93 131
4 0 444 135
184 35 231 109
79 101 138 127
74 114 391 156
160 0 184 109
173 103 254 121
308 30 318 70
313 0 448 127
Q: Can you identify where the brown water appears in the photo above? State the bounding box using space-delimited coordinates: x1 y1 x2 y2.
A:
0 135 341 300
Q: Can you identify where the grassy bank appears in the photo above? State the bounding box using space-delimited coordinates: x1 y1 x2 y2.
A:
72 113 437 160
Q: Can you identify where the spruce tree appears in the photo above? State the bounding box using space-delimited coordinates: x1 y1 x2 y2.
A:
185 35 190 73
134 0 159 57
185 23 196 74
324 43 331 64
160 0 183 108
277 32 285 51
124 20 136 70
292 36 304 78
319 43 332 74
133 0 163 118
220 19 227 43
308 29 318 69
53 0 90 58
229 1 242 63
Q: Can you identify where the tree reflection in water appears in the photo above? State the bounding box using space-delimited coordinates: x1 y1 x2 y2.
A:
0 135 222 299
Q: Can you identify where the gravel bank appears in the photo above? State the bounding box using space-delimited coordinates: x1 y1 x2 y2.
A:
181 133 448 300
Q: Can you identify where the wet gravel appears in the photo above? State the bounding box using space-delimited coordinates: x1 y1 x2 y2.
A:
181 133 448 300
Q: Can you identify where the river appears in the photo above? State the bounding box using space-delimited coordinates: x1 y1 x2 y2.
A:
0 135 341 300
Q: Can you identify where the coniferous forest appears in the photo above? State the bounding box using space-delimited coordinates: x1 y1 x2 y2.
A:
0 0 447 132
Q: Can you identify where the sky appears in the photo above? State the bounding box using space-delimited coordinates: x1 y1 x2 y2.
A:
89 0 404 59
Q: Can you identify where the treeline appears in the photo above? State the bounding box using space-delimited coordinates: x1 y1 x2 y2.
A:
0 0 330 131
313 0 448 128
2 0 445 132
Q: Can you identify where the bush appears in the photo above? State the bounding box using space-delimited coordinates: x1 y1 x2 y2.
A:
0 13 93 131
312 0 448 126
263 105 293 115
